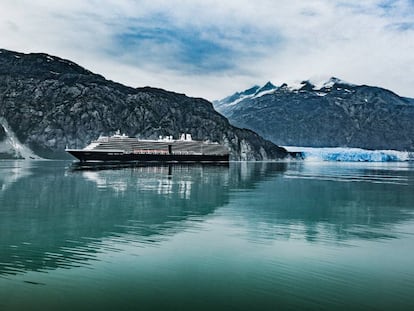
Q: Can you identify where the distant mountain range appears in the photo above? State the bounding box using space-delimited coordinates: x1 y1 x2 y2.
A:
214 78 414 151
0 48 288 160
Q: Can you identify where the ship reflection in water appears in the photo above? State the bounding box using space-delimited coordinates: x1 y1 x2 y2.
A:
1 161 414 310
0 162 235 276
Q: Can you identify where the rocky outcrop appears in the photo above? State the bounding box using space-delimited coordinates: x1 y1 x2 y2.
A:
214 78 414 151
0 49 288 160
0 123 5 141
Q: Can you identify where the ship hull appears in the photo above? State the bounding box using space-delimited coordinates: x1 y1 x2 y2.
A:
66 150 229 163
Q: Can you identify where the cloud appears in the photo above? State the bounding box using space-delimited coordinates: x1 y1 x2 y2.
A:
112 23 236 73
1 0 414 100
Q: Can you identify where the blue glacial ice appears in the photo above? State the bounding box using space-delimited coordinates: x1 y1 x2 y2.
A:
284 147 413 162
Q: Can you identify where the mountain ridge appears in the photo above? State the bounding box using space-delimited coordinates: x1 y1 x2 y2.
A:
0 48 288 160
214 78 414 151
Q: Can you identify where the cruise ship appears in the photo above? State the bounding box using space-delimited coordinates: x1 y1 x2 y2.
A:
66 132 230 163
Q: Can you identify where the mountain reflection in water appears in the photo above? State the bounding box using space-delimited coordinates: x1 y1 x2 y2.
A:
229 162 414 243
0 162 287 276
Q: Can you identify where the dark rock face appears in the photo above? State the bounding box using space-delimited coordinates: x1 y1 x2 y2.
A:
215 78 414 151
0 123 5 141
0 49 288 160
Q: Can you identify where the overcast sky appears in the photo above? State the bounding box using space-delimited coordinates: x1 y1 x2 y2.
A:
1 0 414 100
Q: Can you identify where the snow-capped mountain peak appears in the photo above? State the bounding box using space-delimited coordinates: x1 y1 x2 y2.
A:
214 77 357 114
214 81 278 110
310 76 354 90
285 77 353 92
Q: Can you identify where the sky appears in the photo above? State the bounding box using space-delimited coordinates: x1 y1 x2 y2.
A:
1 0 414 100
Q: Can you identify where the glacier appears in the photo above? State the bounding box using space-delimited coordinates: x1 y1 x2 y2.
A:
284 146 413 162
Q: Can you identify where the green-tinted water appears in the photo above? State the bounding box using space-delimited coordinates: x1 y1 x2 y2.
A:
1 161 414 310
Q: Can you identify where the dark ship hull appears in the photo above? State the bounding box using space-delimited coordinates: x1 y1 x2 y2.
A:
66 150 229 163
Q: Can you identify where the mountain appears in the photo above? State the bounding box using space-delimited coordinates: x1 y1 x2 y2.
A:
214 82 277 112
214 78 414 151
0 49 288 160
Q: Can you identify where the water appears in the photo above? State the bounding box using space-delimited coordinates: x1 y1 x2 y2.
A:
1 161 414 310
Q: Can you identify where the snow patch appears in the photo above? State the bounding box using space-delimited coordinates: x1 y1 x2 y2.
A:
286 80 304 91
223 83 277 106
285 77 354 92
227 94 251 106
252 88 276 99
309 76 353 90
284 146 412 162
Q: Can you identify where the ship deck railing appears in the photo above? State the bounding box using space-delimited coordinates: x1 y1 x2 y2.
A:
173 151 203 155
132 150 169 155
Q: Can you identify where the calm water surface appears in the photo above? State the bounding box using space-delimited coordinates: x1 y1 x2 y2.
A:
1 161 414 310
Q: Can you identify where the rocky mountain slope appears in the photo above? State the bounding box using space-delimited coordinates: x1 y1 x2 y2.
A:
214 78 414 151
0 48 288 160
